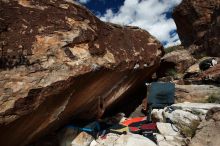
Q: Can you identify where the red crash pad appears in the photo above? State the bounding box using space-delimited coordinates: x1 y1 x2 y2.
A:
121 117 146 126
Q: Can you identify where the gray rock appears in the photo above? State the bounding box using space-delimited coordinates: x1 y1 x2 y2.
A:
172 103 220 111
151 109 164 122
94 133 157 146
151 103 220 137
156 122 187 146
59 127 79 146
164 108 201 137
156 122 180 136
189 107 220 146
156 133 187 146
71 132 94 146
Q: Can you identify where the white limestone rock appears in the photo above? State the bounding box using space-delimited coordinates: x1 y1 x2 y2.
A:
172 103 220 111
156 133 186 146
151 109 165 122
156 122 180 136
93 133 157 146
71 132 94 146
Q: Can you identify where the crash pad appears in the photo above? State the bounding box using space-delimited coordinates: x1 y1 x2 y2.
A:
122 117 146 126
140 123 157 130
129 127 141 134
147 82 175 105
109 124 129 134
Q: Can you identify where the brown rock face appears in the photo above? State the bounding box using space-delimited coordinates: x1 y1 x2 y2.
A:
157 48 196 78
183 57 220 84
173 0 220 57
0 0 163 145
199 63 220 83
189 107 220 146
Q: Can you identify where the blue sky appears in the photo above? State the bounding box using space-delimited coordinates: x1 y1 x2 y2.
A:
77 0 182 47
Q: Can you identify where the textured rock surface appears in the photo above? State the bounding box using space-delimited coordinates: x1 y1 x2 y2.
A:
155 133 186 146
93 133 157 146
156 122 180 136
164 108 201 137
163 49 196 73
59 127 79 146
0 0 163 145
151 103 220 137
156 122 187 146
71 132 94 146
189 107 220 146
172 103 220 111
173 0 220 56
157 49 196 78
198 63 220 83
175 85 220 103
183 57 220 83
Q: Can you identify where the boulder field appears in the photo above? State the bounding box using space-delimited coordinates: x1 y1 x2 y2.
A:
0 0 163 145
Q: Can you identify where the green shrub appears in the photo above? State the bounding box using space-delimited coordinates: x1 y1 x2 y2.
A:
180 120 200 138
164 45 183 54
166 68 178 77
206 93 220 103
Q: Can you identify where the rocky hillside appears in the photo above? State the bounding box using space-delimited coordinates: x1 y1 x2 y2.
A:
0 0 163 146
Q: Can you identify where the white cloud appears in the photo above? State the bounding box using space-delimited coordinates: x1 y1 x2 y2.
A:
100 0 182 47
78 0 90 4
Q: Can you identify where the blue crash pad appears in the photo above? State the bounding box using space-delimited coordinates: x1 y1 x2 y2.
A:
147 82 175 105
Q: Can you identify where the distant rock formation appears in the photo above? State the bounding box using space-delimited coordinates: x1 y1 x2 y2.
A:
173 0 220 57
0 0 163 145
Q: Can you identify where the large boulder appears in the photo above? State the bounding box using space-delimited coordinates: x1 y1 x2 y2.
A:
152 103 220 137
155 133 186 146
157 49 196 78
71 132 94 146
189 107 220 146
93 133 157 146
155 122 187 146
156 122 180 137
173 0 220 57
172 103 220 112
0 0 163 146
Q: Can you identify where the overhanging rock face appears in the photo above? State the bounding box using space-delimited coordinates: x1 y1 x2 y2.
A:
0 0 163 145
173 0 220 57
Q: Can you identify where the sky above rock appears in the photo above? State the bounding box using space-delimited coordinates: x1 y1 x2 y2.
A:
77 0 182 48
